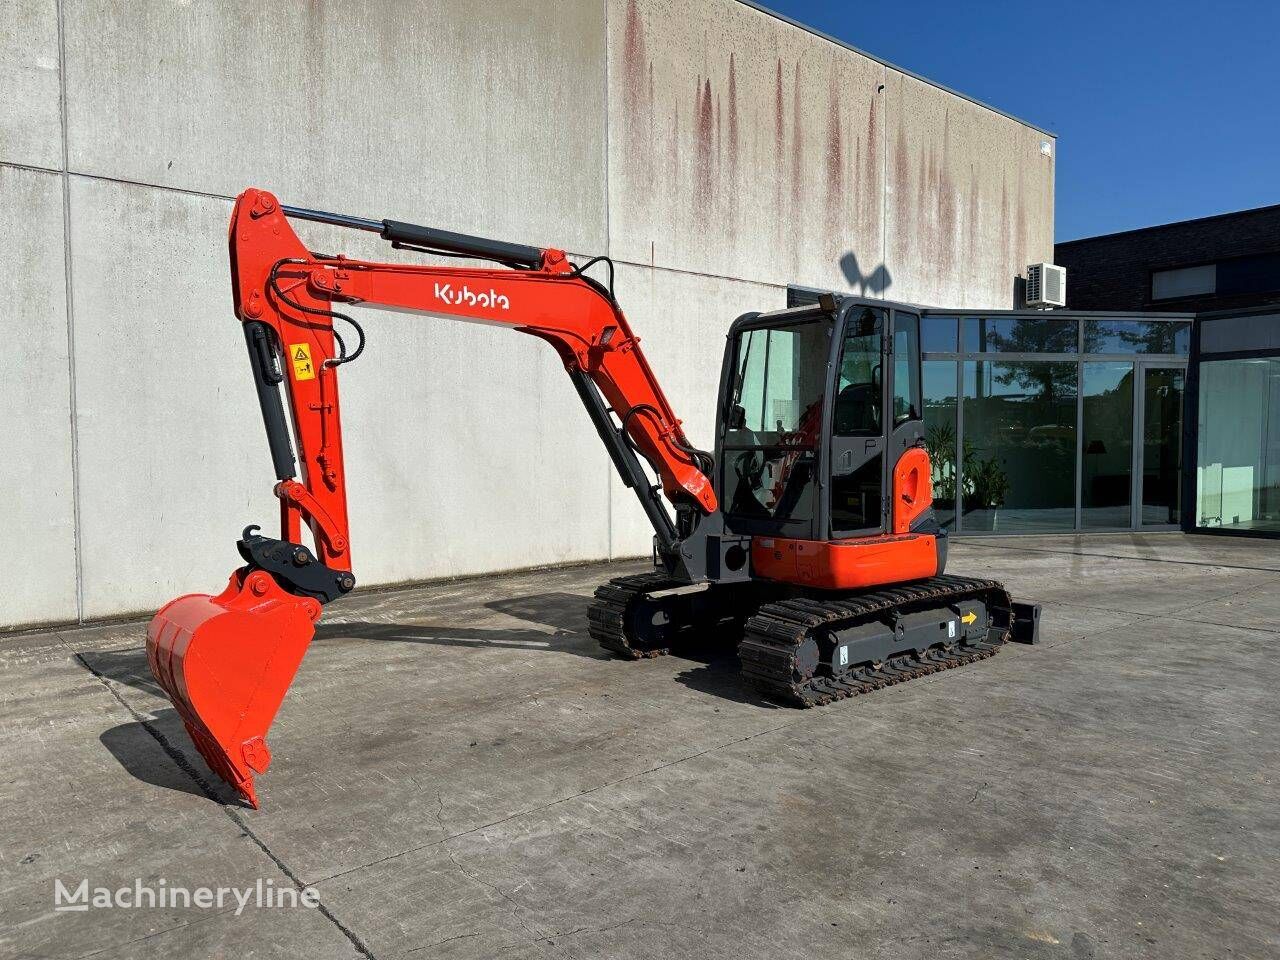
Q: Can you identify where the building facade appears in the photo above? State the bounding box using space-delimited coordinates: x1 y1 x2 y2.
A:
1055 206 1280 539
2 0 1055 629
1055 204 1280 313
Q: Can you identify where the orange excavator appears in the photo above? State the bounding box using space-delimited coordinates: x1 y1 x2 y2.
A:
147 189 1039 807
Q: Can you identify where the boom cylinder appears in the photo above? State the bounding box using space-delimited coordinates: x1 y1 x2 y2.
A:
243 322 295 481
280 203 545 268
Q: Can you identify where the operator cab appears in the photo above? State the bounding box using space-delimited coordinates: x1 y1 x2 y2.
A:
716 295 931 545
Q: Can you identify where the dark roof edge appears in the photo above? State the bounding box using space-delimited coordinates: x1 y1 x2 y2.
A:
735 0 1056 138
1057 202 1280 246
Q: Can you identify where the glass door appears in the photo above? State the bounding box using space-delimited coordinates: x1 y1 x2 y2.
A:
1136 364 1185 528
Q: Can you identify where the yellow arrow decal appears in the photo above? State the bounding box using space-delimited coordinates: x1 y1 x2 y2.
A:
961 612 977 625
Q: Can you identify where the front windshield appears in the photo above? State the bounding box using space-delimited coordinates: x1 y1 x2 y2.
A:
725 321 829 445
723 320 830 521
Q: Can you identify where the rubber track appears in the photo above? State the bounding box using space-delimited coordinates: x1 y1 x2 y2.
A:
738 574 1013 707
587 571 683 659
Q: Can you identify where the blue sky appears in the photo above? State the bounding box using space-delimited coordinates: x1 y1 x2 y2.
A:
764 0 1280 242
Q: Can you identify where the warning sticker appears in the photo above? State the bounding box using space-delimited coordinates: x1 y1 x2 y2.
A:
289 343 315 381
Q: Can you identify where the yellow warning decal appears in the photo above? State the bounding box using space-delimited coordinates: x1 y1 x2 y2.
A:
961 611 978 625
289 343 315 381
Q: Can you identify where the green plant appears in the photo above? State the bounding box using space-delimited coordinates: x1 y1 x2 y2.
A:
925 422 958 500
965 454 1011 509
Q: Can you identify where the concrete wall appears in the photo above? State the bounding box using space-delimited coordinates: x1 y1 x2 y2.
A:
0 0 1054 628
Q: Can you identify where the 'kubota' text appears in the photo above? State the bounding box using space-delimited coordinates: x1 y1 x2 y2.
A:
434 282 510 310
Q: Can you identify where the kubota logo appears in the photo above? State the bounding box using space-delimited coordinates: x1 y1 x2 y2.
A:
434 282 510 310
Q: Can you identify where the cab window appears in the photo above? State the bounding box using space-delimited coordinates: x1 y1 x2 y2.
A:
834 308 884 436
892 311 921 425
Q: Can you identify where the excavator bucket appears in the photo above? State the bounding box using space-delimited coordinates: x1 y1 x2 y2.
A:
146 569 322 807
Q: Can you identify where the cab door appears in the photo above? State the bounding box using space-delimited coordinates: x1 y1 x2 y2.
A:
886 309 925 468
829 305 889 538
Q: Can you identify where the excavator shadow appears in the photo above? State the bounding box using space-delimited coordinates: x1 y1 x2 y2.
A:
672 654 772 707
314 619 598 656
99 707 246 805
78 646 247 804
314 592 610 659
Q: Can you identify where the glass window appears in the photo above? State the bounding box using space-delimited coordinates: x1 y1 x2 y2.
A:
834 307 884 437
1141 367 1184 526
962 317 1078 354
831 454 883 532
724 446 819 522
1084 320 1190 355
723 320 828 524
961 360 1078 532
923 360 958 530
893 312 921 426
1218 252 1280 297
921 316 958 353
1152 264 1215 300
1196 358 1280 533
726 321 828 445
1082 362 1134 528
1200 312 1280 354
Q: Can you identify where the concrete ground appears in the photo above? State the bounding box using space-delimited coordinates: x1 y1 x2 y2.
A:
2 533 1278 960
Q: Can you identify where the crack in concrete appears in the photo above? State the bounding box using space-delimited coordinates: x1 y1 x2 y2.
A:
65 906 235 960
406 929 482 953
445 846 549 947
74 653 381 960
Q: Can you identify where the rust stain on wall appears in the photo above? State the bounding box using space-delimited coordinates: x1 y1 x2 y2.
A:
893 121 910 265
726 52 739 187
622 0 646 100
825 67 844 238
967 162 979 270
999 172 1011 270
790 62 803 213
861 99 878 247
695 76 715 216
936 111 956 274
774 58 785 239
774 59 785 148
620 0 651 194
648 62 655 150
1015 163 1027 279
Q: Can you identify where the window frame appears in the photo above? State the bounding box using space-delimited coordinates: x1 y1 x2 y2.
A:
915 309 1189 536
833 306 887 438
1150 262 1217 302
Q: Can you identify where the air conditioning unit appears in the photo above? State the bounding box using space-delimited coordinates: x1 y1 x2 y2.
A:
1025 263 1066 308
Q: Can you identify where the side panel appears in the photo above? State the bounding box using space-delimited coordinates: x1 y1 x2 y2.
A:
751 534 938 591
892 447 933 533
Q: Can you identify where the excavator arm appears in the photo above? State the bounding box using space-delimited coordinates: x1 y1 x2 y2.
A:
148 188 717 806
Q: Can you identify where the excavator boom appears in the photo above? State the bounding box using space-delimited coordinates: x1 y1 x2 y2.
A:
148 188 718 806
